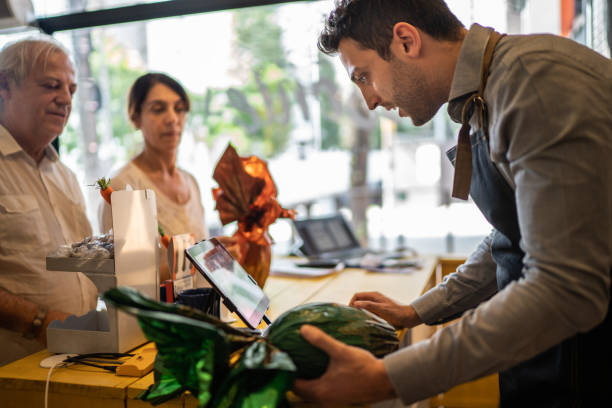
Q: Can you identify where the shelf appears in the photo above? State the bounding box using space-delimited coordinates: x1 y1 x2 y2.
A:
46 255 115 274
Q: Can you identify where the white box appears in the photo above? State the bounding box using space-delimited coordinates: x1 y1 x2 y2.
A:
46 189 159 354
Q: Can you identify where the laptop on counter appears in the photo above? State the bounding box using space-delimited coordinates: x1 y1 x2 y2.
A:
293 214 389 268
291 214 422 272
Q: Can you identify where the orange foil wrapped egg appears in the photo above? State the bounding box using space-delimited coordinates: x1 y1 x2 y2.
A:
212 144 295 287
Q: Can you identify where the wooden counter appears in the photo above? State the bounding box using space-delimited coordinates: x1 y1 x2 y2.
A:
0 256 451 408
0 349 138 408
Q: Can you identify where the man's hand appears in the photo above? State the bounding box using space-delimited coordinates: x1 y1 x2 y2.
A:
293 325 396 404
0 287 70 345
349 291 422 329
37 310 70 345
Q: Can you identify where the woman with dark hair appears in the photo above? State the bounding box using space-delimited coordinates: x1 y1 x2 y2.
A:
99 73 208 281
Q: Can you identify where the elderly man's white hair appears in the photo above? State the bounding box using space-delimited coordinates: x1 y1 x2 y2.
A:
0 36 72 86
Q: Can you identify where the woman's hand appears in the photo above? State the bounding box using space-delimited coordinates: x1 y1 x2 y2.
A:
293 325 396 404
349 291 422 329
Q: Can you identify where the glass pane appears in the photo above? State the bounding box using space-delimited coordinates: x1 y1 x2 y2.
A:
6 0 607 256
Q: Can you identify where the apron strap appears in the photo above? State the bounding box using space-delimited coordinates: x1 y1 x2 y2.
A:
451 30 505 200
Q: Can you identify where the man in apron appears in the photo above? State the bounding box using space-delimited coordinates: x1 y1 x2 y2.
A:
294 0 612 406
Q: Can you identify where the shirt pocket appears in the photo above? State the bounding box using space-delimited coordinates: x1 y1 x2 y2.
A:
56 198 91 243
0 194 50 250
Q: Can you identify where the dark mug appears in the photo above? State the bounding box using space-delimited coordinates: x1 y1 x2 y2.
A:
175 288 220 318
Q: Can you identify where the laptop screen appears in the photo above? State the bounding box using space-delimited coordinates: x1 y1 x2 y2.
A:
293 214 361 257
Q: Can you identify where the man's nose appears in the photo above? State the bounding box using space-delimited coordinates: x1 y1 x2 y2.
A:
361 87 381 110
55 86 72 106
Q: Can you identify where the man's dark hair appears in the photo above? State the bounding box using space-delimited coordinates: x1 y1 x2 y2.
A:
318 0 464 60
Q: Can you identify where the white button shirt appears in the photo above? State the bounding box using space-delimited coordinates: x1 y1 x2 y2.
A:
0 125 97 365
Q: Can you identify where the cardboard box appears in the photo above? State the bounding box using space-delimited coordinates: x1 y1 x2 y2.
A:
46 189 159 354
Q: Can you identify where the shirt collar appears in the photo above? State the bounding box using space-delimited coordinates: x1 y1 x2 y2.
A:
0 124 59 162
44 141 59 161
0 124 22 156
447 23 494 122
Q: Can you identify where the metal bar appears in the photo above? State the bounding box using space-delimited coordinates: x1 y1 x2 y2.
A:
35 0 308 35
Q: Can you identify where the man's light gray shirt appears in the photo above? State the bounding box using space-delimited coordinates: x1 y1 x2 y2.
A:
384 24 612 403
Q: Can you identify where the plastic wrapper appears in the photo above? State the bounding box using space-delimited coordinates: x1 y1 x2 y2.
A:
103 287 295 408
52 233 114 259
212 144 294 287
103 287 399 407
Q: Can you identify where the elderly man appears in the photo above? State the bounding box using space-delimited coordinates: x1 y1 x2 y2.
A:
294 0 612 406
0 38 97 366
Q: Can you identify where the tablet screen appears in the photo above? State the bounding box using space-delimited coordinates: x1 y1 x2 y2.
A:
185 238 269 329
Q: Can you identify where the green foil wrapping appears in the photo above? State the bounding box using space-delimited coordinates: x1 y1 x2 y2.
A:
103 287 295 407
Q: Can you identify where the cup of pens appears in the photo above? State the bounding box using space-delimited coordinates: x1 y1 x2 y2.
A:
175 288 220 318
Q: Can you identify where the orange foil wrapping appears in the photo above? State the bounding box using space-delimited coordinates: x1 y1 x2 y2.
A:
212 144 295 287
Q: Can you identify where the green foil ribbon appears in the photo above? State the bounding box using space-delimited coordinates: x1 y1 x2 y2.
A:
103 287 295 407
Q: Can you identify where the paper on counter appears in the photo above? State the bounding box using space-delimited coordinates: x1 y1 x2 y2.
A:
270 259 344 278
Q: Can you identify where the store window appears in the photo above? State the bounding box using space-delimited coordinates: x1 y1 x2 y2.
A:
2 0 610 255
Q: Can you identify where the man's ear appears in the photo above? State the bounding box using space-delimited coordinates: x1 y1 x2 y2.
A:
390 22 422 59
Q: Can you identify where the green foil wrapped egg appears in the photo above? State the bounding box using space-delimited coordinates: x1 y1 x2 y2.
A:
265 302 399 379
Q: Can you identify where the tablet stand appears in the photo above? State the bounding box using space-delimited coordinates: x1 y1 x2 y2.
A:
221 298 271 330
